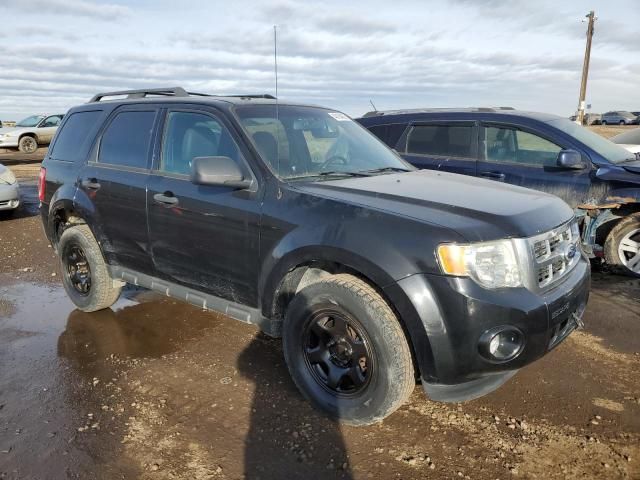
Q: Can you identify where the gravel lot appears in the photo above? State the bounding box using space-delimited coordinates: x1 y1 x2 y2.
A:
1 141 639 480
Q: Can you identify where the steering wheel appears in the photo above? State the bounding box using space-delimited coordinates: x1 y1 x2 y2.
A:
320 155 349 171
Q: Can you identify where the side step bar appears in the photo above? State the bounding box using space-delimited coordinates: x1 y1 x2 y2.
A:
108 266 279 337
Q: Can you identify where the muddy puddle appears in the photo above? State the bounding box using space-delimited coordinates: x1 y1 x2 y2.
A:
0 281 220 479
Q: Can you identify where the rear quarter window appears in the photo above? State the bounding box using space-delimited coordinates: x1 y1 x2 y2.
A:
98 111 156 168
49 110 103 162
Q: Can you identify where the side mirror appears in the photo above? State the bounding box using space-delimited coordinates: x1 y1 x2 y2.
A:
191 156 252 189
556 150 586 170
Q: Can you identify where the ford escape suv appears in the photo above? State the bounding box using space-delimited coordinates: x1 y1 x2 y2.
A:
40 88 590 425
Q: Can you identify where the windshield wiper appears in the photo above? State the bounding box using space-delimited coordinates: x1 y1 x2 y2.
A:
363 166 411 174
285 171 372 181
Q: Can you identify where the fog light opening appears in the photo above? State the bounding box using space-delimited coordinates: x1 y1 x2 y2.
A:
480 327 524 362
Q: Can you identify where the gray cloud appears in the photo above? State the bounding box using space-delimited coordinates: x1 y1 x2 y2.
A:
1 0 131 20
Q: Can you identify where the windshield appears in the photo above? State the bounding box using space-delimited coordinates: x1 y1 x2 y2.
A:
546 118 636 164
16 115 44 127
235 105 412 179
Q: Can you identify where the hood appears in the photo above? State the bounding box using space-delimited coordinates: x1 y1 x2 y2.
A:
293 170 573 242
0 127 19 134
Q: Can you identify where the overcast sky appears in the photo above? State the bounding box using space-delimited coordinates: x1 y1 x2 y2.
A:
0 0 638 120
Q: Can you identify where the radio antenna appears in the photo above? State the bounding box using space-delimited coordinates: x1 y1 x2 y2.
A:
274 24 280 177
369 99 377 112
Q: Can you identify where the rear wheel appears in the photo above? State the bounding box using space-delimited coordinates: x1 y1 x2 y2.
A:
619 120 626 125
602 120 608 125
604 214 640 277
282 274 414 425
18 135 38 154
58 224 122 311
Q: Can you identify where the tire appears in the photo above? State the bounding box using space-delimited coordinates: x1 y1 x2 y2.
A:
604 213 640 277
619 120 625 125
602 120 607 125
18 135 38 154
58 224 122 312
282 273 415 426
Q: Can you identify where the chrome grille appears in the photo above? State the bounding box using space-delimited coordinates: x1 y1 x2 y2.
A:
528 221 580 289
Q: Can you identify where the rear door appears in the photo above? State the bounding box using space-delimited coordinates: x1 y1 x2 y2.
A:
477 123 592 208
398 121 478 177
76 105 159 274
146 106 262 306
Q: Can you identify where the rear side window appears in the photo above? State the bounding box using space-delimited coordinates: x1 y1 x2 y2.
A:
407 125 473 158
49 111 102 162
98 111 156 168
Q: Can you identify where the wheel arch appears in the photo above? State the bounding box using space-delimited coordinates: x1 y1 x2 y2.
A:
263 246 431 379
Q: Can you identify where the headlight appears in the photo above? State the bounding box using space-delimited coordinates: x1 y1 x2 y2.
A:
0 167 16 185
437 239 522 289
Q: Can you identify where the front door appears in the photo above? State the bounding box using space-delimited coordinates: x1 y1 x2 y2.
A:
76 106 158 274
399 121 478 177
476 123 592 208
146 107 262 306
38 115 64 143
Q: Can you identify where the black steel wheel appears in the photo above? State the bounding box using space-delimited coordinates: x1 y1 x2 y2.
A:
58 224 122 312
283 274 415 426
63 244 92 295
302 309 374 396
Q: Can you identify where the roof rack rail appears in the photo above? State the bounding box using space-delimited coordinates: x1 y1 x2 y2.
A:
88 87 277 103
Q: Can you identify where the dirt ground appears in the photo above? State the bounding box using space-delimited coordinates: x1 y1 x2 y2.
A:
1 142 639 480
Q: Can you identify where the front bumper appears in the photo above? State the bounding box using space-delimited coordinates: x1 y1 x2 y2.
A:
0 137 19 148
0 183 20 210
394 256 590 402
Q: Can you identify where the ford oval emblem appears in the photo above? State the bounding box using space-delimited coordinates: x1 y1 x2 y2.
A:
566 244 577 261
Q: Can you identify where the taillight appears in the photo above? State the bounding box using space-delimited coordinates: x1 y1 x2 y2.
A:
38 167 46 202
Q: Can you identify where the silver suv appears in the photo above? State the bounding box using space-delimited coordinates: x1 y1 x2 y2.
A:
601 111 637 125
0 114 64 153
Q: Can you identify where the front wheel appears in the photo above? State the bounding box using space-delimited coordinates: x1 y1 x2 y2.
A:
619 120 626 125
18 135 38 154
58 224 122 311
604 214 640 277
282 274 415 426
601 120 608 125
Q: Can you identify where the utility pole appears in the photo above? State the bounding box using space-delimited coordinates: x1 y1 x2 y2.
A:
576 10 596 125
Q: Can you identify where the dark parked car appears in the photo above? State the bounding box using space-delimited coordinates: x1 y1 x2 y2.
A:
40 89 590 425
358 108 640 277
601 111 637 125
632 112 640 125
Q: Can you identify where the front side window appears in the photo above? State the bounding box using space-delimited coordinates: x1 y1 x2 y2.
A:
41 115 63 127
160 111 242 175
484 126 561 167
406 125 474 158
236 105 411 179
98 111 156 168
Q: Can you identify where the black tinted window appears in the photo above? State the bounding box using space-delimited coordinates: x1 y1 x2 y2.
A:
160 111 241 175
407 125 473 158
367 123 407 148
49 111 102 162
99 111 156 168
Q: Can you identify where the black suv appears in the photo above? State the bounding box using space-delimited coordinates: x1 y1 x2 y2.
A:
358 108 640 276
40 88 590 425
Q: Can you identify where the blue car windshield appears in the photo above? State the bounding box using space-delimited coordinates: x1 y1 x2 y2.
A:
235 105 412 180
547 118 636 164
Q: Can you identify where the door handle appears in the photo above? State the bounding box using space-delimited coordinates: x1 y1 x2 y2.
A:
153 191 179 206
479 171 506 181
81 178 101 190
